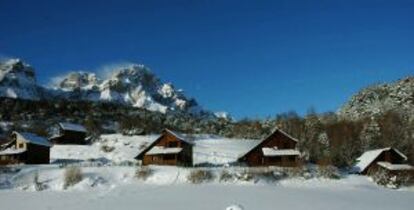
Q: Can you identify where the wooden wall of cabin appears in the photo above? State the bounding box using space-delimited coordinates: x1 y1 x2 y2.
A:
242 131 298 167
0 154 23 165
52 130 86 144
263 131 297 149
142 132 193 166
25 144 50 164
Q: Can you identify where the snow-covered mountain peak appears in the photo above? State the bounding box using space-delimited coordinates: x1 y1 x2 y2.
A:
56 71 100 91
46 62 211 116
0 58 40 99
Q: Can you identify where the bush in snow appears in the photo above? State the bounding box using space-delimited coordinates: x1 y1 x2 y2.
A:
187 169 214 184
63 166 83 189
33 171 47 191
316 165 340 179
236 168 279 182
101 145 115 153
369 167 412 189
135 166 153 181
219 170 235 182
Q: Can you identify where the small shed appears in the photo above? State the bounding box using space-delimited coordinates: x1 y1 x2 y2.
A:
238 128 301 167
50 122 87 145
135 129 193 166
0 131 52 165
354 147 414 175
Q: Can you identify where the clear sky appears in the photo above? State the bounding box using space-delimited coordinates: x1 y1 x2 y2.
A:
0 0 413 119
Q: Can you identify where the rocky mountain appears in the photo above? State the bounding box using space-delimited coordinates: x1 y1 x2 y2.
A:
0 59 214 117
52 64 205 115
338 77 414 120
0 59 43 100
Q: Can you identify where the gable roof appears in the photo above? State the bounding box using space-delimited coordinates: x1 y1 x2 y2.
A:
238 128 299 160
354 147 407 173
13 131 52 147
135 129 193 159
59 122 87 133
163 129 194 145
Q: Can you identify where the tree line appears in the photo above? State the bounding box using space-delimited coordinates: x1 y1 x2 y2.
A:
0 97 413 168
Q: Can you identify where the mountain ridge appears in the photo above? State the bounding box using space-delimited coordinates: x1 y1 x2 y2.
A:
0 58 221 118
338 76 414 120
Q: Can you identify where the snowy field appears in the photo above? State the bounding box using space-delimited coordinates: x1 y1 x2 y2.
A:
0 172 413 210
1 164 413 210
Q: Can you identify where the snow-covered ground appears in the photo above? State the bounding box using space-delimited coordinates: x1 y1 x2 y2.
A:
0 167 413 210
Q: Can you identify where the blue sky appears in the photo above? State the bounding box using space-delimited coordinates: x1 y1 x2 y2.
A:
0 0 413 119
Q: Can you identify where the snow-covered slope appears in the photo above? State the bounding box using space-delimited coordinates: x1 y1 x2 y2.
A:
339 77 414 120
0 59 42 100
51 134 259 166
194 136 259 165
52 64 206 114
51 134 158 164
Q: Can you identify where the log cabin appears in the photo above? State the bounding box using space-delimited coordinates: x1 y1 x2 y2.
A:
238 128 301 167
135 129 193 166
49 122 87 145
0 131 52 165
355 147 414 176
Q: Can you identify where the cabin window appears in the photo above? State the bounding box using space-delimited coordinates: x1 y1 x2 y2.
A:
19 143 24 148
288 156 296 161
0 156 6 160
168 141 178 147
164 154 175 160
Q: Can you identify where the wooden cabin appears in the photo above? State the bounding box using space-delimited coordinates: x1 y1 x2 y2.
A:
135 129 193 166
49 122 87 145
355 147 414 176
0 131 52 165
238 128 301 167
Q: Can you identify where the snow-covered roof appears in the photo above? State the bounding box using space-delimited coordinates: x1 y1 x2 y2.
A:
59 122 87 133
0 148 26 155
377 162 414 171
164 129 194 145
354 147 408 173
262 148 301 157
14 132 52 147
146 146 183 155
